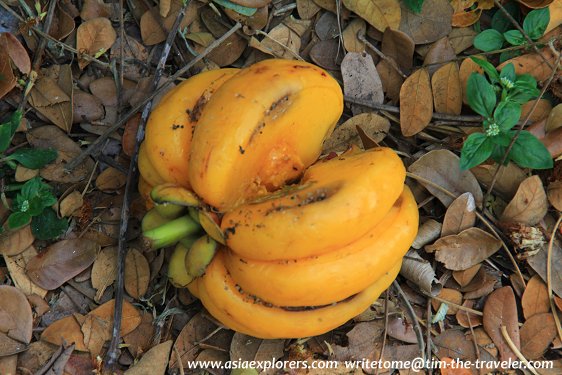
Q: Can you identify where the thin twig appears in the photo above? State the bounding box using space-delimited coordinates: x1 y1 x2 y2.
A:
393 281 426 363
344 96 483 123
65 22 243 172
103 3 191 370
547 215 562 343
500 325 540 375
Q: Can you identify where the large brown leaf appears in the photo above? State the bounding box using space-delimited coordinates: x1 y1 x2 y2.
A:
498 48 559 82
343 0 401 32
124 248 150 299
341 52 384 115
441 192 476 236
399 0 453 44
381 28 414 72
483 286 520 362
41 315 87 352
124 340 173 375
0 286 33 356
76 17 116 69
26 239 99 290
522 275 550 319
501 175 548 225
520 313 557 360
431 62 462 115
399 68 433 136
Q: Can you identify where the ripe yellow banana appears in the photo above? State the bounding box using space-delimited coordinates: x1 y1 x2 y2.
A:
185 235 217 278
189 59 344 211
223 187 418 306
221 147 406 261
168 243 195 288
198 210 225 245
192 251 401 339
150 183 200 207
138 143 166 187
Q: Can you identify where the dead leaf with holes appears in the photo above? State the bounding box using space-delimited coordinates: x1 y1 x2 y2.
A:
341 52 384 115
323 113 390 153
399 68 433 136
76 17 116 69
441 192 476 236
342 0 401 32
427 227 501 271
483 286 520 362
431 62 462 115
501 175 547 225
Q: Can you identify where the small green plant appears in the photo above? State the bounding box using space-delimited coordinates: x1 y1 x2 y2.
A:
0 111 67 240
473 6 550 61
403 0 425 13
459 58 553 171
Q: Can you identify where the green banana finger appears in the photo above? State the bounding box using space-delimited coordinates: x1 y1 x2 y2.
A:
185 235 218 278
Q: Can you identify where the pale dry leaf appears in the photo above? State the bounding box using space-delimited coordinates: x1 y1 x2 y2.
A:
408 149 483 207
448 27 477 54
400 68 433 136
520 313 557 360
159 0 171 17
412 219 442 249
76 17 116 69
501 175 548 225
342 18 367 53
441 192 476 236
399 0 453 44
0 285 33 356
471 162 527 200
341 52 384 115
431 288 463 315
4 246 47 298
73 90 104 123
91 246 117 302
381 28 415 72
297 0 321 19
96 167 127 192
14 165 38 182
41 315 87 351
546 103 562 132
452 264 481 287
124 248 150 299
423 37 457 76
399 249 443 296
0 225 34 256
124 340 173 375
59 191 84 217
483 286 520 362
260 23 301 59
431 62 462 115
521 274 550 319
427 227 501 271
548 180 562 211
342 0 401 32
322 113 390 153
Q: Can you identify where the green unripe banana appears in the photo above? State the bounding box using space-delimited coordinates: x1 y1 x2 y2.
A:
143 215 200 250
198 210 226 245
141 208 169 232
185 235 217 278
154 203 185 219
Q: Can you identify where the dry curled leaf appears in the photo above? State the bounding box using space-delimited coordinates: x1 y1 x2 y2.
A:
412 219 442 249
546 103 562 132
400 249 442 296
483 286 520 362
520 313 557 360
342 0 401 32
4 246 48 298
521 275 550 319
501 175 548 225
341 52 384 115
456 300 483 328
431 62 462 115
432 288 463 315
427 227 502 271
441 192 476 236
452 264 481 287
323 113 390 153
76 17 116 69
399 68 433 136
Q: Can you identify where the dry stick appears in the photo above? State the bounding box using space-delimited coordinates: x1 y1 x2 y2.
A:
547 215 562 343
428 295 483 316
344 96 483 123
103 4 190 370
425 297 432 368
357 33 408 79
494 0 553 70
393 281 426 363
483 49 561 206
65 22 243 172
500 325 540 375
375 289 390 375
405 171 527 288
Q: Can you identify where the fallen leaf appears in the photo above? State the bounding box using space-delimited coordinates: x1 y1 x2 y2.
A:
0 49 16 100
125 248 150 299
230 332 285 363
501 175 548 225
381 28 414 72
386 316 418 343
110 35 149 81
0 285 33 356
4 246 47 298
408 149 483 207
0 32 31 74
26 239 100 290
49 4 75 40
332 320 385 362
448 27 477 54
258 23 301 59
76 17 117 69
470 162 526 200
123 311 155 358
424 37 457 76
123 113 141 157
546 0 562 34
440 357 473 375
80 0 113 20
521 0 554 9
498 48 558 82
441 192 476 236
310 39 341 71
139 1 199 45
124 340 173 375
452 264 481 287
341 52 384 115
412 219 442 249
522 275 550 319
17 341 58 374
522 99 552 124
91 246 117 302
0 225 34 256
434 329 479 364
456 300 483 328
314 11 339 41
483 286 520 362
342 0 401 32
399 68 433 136
342 18 367 53
520 313 557 360
427 227 502 271
432 288 463 315
376 58 404 103
14 165 39 182
399 0 453 44
59 191 84 217
297 0 321 19
459 56 485 105
431 62 462 115
41 315 87 351
548 180 562 211
451 0 481 27
322 113 390 153
96 167 127 192
546 103 562 132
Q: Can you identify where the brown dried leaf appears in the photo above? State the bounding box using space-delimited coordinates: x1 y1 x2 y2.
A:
14 165 38 182
125 248 150 299
80 0 113 20
546 0 562 34
381 28 414 72
342 0 401 32
91 246 117 302
341 52 384 115
521 0 554 9
483 286 520 362
59 191 84 217
26 239 100 290
546 103 562 132
399 68 433 136
123 113 141 157
0 50 16 100
399 0 453 44
548 180 562 211
451 0 482 27
434 329 481 364
498 48 558 82
431 288 463 315
297 0 321 19
96 167 127 192
322 113 390 153
400 249 443 296
315 12 339 41
0 285 33 356
110 36 149 81
170 313 222 368
310 39 341 71
139 2 200 46
123 311 155 358
431 62 462 115
501 175 548 225
459 55 485 105
471 162 526 200
50 4 75 40
0 32 31 74
520 313 557 360
224 6 268 30
76 17 116 69
386 316 418 343
456 300 483 328
522 275 550 319
452 264 481 287
448 27 477 54
441 192 476 236
73 90 104 123
376 58 404 103
0 225 34 256
408 149 483 207
522 99 552 124
4 246 48 298
424 37 457 76
342 18 366 53
230 332 285 362
427 227 501 271
124 340 173 375
259 23 301 59
333 320 385 362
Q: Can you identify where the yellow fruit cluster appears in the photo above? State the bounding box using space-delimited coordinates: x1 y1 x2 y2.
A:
138 59 418 339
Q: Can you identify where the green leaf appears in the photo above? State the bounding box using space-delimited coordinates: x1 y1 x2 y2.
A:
212 0 257 16
14 177 57 216
0 111 23 153
474 29 504 52
500 63 516 83
31 208 68 240
7 212 31 230
467 73 497 117
492 2 520 33
6 148 58 169
403 0 424 13
494 100 521 131
523 8 550 40
460 133 495 170
504 30 525 46
509 130 553 169
499 50 521 63
470 57 500 83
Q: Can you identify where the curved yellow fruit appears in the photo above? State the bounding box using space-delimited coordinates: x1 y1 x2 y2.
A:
168 243 195 288
194 251 401 339
138 143 166 187
223 187 418 306
138 176 154 209
143 68 239 188
185 235 217 278
221 148 406 261
189 59 344 211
